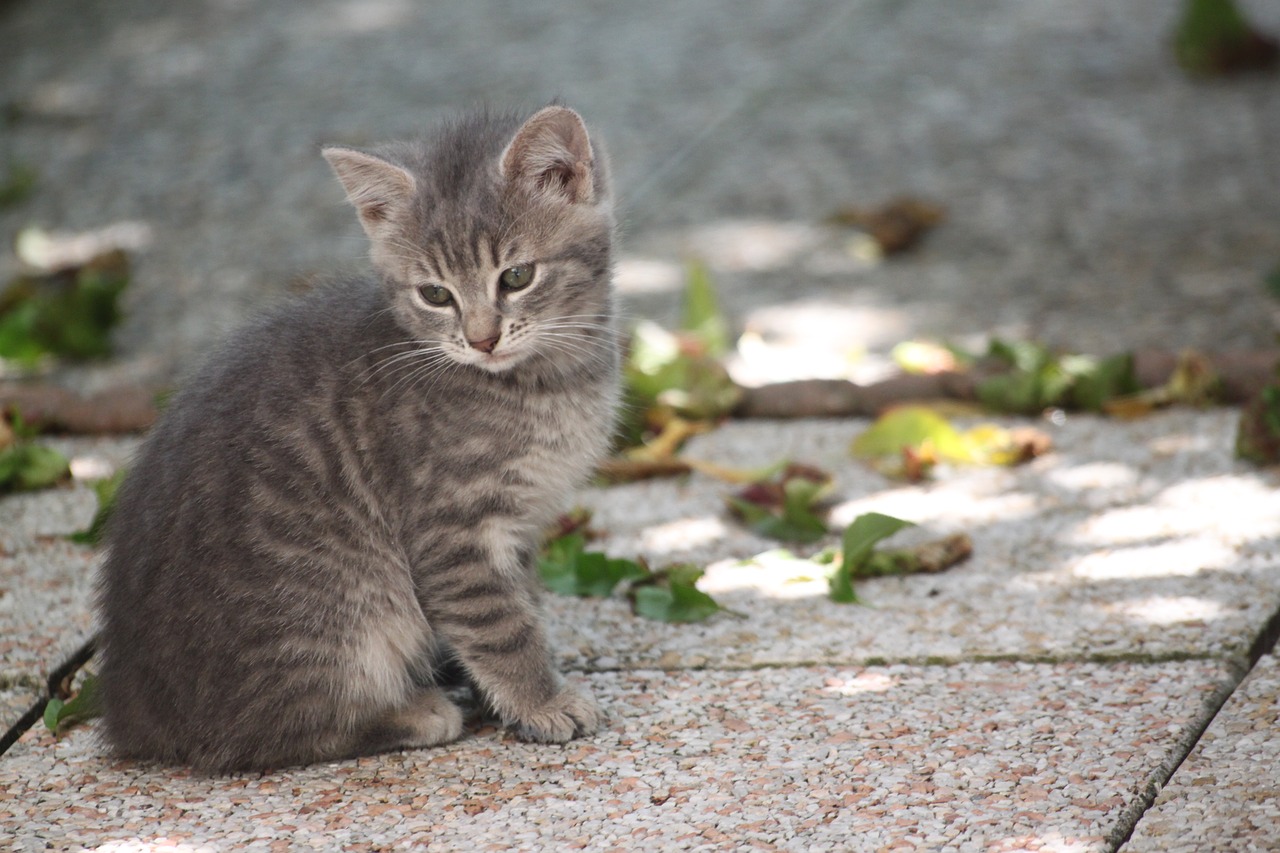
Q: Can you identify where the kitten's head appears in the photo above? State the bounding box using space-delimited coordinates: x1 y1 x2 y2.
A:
323 106 614 376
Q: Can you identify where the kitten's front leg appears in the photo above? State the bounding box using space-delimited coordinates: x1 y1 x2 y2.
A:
418 546 600 743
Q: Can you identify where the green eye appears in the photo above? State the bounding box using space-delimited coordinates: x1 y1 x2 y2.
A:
499 264 535 291
418 284 454 306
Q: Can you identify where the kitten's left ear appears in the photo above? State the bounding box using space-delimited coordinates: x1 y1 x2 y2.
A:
501 106 597 205
322 146 417 237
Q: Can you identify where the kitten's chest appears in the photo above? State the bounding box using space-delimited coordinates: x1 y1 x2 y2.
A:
403 373 615 516
515 387 613 491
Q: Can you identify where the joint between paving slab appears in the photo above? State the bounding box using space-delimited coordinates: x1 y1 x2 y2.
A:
1104 599 1280 850
1104 662 1253 851
573 648 1240 676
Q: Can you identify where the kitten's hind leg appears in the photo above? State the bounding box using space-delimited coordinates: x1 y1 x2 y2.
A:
351 688 464 758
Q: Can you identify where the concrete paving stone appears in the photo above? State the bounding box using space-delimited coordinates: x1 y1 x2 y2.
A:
1124 652 1280 853
0 437 134 694
0 660 1232 852
2 411 1276 694
1 687 40 730
555 408 1280 671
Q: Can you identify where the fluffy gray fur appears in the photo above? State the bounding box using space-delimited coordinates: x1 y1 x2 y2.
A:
95 106 619 771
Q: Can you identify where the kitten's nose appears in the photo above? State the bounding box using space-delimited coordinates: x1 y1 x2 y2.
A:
468 333 501 353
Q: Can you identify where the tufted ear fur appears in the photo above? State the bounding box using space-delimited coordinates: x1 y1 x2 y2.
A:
322 147 417 239
500 106 596 205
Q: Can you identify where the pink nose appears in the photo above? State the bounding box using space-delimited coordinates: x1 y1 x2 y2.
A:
468 334 500 353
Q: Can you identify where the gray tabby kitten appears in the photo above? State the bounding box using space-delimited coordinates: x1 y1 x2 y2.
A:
95 106 619 772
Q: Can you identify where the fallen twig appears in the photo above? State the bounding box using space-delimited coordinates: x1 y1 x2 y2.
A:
0 383 161 434
737 350 1275 419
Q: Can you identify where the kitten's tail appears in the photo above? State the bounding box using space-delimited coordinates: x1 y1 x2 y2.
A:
0 634 98 756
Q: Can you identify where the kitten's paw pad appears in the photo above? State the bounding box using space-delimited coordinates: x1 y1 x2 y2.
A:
514 687 602 744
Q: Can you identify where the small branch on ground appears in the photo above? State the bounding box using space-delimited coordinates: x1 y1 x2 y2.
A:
737 349 1275 419
0 383 161 434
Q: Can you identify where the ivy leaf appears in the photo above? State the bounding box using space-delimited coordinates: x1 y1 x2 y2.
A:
852 406 971 465
852 406 1050 481
0 442 70 493
1236 383 1280 465
680 260 730 358
538 533 650 597
858 532 973 578
69 469 126 546
629 564 722 623
1173 0 1278 76
1068 353 1141 412
0 161 37 208
977 340 1142 415
0 245 129 366
1265 266 1280 301
43 672 102 737
978 340 1071 414
615 263 740 453
829 513 915 603
726 462 834 542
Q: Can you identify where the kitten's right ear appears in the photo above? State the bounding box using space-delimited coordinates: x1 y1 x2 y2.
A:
501 106 597 205
322 147 416 237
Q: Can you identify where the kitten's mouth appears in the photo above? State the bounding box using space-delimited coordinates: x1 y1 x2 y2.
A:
468 349 522 372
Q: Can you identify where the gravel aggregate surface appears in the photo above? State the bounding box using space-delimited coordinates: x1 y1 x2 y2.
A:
1 661 1233 852
2 0 1279 847
1 408 1277 848
1125 653 1280 853
557 409 1280 671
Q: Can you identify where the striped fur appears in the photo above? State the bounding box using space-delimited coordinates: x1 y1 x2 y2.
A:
95 107 619 771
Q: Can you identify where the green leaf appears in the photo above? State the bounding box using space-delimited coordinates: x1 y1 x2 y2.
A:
828 512 915 604
625 321 685 402
42 698 64 733
987 338 1050 373
1173 0 1274 76
851 406 973 471
616 264 741 448
726 463 834 543
978 340 1140 414
827 561 861 604
1069 352 1140 412
842 512 916 573
727 495 825 543
1265 267 1280 301
630 565 722 623
43 672 102 736
69 469 126 546
1236 383 1280 465
538 533 650 597
680 260 730 357
0 162 37 208
0 442 70 493
0 252 128 365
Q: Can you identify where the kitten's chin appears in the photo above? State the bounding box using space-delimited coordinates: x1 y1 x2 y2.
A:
462 349 527 374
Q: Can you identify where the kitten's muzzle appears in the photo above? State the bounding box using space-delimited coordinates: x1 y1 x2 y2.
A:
468 333 501 354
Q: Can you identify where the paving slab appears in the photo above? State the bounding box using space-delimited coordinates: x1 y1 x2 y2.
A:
1125 652 1280 853
0 436 134 686
1 0 1278 847
1 660 1232 852
553 408 1280 671
3 410 1275 698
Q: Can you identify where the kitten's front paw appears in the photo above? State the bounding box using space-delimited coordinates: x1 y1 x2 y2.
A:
514 686 602 743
